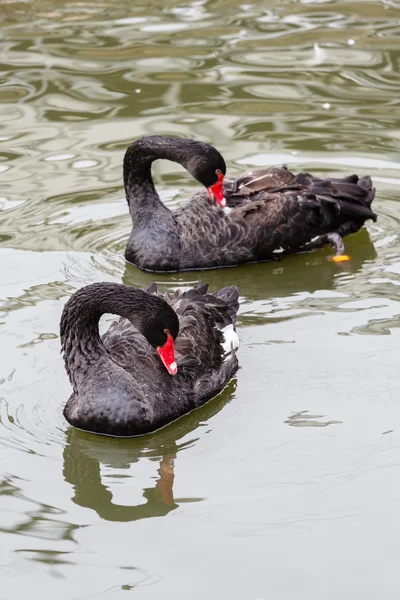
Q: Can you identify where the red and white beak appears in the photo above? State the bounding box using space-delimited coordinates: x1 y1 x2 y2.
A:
157 331 177 376
207 173 226 208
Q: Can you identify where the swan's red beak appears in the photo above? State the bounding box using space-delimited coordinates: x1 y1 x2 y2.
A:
207 173 226 208
157 331 177 376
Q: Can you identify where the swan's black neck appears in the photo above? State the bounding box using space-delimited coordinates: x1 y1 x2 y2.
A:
123 136 227 270
60 283 178 391
124 137 189 227
124 136 188 193
123 135 219 204
123 137 191 269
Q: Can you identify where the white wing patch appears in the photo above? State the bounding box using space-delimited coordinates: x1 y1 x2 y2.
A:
220 323 240 359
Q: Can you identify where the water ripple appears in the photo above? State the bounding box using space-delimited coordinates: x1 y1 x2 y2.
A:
1 1 400 594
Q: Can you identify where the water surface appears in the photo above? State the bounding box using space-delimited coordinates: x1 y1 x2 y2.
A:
1 1 400 598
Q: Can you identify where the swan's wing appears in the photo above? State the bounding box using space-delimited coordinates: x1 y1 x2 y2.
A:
227 166 298 197
102 316 157 376
148 282 240 376
227 167 375 218
224 169 376 260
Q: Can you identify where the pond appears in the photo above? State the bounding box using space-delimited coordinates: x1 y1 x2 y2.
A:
1 0 400 598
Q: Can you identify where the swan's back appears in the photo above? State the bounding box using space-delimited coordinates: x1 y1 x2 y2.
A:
103 282 240 386
174 166 376 269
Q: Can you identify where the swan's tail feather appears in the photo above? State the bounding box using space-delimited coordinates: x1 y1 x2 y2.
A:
296 172 377 222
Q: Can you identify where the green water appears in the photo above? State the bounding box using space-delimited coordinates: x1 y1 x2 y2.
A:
1 1 400 598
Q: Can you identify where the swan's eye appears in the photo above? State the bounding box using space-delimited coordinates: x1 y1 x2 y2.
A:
215 169 221 175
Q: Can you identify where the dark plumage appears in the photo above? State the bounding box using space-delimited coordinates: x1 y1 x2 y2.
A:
123 135 377 272
60 281 239 437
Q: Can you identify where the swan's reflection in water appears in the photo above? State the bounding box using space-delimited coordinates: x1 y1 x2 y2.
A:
63 379 237 522
64 437 178 520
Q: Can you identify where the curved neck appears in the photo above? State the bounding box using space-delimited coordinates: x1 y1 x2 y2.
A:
124 135 194 180
123 136 189 211
124 136 209 268
60 283 170 391
124 135 219 211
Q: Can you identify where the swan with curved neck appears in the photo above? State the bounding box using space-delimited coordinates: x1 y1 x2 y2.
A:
60 281 239 437
123 135 376 272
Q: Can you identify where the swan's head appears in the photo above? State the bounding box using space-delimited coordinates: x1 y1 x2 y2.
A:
141 304 180 376
185 141 227 208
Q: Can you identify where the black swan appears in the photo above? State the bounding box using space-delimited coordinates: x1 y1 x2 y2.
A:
60 281 239 437
123 135 377 272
